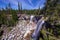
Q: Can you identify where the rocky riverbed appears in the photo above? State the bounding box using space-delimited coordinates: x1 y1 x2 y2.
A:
1 20 33 40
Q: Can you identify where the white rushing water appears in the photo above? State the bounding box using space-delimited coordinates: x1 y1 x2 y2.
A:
32 19 45 38
30 15 34 23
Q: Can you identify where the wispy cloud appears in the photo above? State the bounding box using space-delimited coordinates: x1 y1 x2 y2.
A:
9 0 18 5
0 0 18 6
23 0 33 6
0 0 45 10
32 0 45 9
28 0 33 6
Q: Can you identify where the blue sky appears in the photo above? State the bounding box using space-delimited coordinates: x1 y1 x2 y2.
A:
0 0 45 10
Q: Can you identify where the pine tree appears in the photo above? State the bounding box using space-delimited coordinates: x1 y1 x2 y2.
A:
7 3 11 14
38 6 40 15
18 2 22 14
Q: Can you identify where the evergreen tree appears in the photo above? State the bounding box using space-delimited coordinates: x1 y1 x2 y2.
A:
38 6 40 15
7 3 11 14
18 2 22 14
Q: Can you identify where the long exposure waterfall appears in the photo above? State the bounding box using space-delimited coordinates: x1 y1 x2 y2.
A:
32 19 45 40
30 15 34 23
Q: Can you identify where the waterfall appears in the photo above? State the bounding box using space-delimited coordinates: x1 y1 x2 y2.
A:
30 15 34 23
32 19 45 39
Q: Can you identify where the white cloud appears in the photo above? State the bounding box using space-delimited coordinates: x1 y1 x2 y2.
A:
28 0 33 6
1 0 18 6
0 0 45 9
33 0 45 9
8 0 18 6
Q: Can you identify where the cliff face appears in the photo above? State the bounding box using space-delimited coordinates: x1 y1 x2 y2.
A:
1 20 36 40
